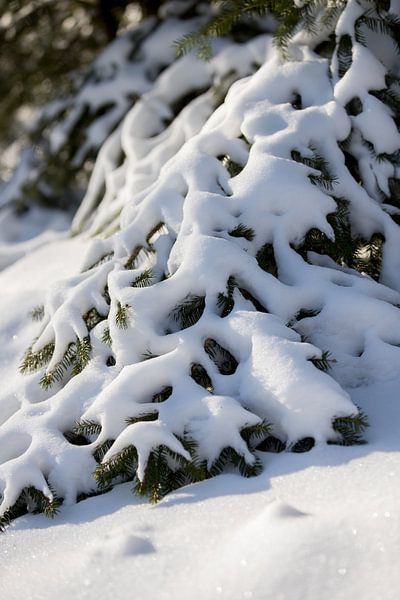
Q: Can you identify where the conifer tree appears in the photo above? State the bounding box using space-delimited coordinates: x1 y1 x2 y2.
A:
0 1 196 214
1 0 400 527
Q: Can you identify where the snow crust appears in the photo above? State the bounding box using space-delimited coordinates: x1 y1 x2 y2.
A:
1 378 400 600
0 3 400 593
0 0 400 535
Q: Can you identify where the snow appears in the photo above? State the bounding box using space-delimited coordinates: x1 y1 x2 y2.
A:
1 373 400 600
0 1 400 596
0 223 398 599
2 15 400 510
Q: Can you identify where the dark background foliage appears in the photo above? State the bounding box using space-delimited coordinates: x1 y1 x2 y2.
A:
0 0 166 178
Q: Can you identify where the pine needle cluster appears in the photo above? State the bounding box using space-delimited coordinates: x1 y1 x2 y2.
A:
0 486 61 533
20 335 92 390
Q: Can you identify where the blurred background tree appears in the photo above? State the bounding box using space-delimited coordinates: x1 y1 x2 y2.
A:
0 0 166 207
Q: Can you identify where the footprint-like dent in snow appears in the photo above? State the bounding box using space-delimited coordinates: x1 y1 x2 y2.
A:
117 534 155 556
90 528 155 560
268 500 309 519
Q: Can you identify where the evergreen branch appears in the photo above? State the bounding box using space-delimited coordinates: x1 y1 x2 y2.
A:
336 34 353 78
230 451 263 477
20 341 55 374
190 362 214 392
125 413 158 425
169 294 205 330
217 275 237 317
309 350 336 372
204 338 238 375
256 243 278 276
174 32 212 61
229 223 255 241
240 420 271 449
93 439 114 463
0 484 62 531
124 246 143 270
63 430 89 446
221 155 244 177
83 308 105 331
175 0 276 60
29 305 45 322
209 446 263 478
39 336 91 389
370 87 400 118
134 446 173 504
332 408 369 445
353 233 384 281
86 252 114 271
131 269 154 288
146 222 165 244
289 308 321 326
115 302 131 329
256 435 286 453
290 437 315 453
0 493 28 533
291 147 338 191
141 349 159 360
152 386 173 403
356 11 400 54
101 326 112 346
94 445 138 488
73 419 102 437
71 336 92 375
25 486 62 518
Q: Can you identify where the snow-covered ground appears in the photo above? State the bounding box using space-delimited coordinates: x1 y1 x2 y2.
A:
0 235 399 600
1 1 400 594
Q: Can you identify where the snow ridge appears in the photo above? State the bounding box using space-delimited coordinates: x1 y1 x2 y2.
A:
1 0 400 517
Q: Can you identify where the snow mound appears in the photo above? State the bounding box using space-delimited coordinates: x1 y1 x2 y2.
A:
1 0 400 520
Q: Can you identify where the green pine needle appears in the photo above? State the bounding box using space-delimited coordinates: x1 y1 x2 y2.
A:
240 420 271 449
25 486 62 518
152 386 173 403
290 437 315 453
85 252 114 271
93 439 115 463
332 408 369 446
101 326 112 346
73 419 102 437
0 485 62 531
115 302 131 329
83 308 105 331
204 337 238 375
169 294 205 330
29 305 45 322
131 269 154 288
217 275 237 317
190 362 214 392
125 412 158 425
221 155 244 177
291 147 338 191
229 223 255 241
20 341 55 374
94 445 138 488
336 34 353 78
309 350 336 372
256 243 278 276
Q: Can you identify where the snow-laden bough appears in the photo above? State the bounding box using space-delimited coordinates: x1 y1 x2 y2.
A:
1 0 399 525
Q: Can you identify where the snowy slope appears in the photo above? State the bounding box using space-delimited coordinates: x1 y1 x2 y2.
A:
1 1 400 596
0 238 399 600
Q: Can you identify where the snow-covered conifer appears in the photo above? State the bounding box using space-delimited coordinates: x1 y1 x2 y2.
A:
1 0 399 528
